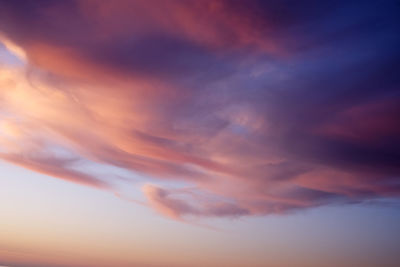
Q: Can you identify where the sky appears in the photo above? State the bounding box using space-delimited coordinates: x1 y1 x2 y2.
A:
0 0 399 266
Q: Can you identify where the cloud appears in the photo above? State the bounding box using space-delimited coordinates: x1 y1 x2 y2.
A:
0 153 108 189
0 0 399 220
142 184 249 220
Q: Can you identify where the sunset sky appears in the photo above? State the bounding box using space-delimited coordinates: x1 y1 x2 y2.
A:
0 1 400 267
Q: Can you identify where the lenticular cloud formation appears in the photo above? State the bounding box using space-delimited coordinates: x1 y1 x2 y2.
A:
0 0 399 220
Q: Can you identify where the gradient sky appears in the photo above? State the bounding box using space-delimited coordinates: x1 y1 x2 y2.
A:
0 1 400 267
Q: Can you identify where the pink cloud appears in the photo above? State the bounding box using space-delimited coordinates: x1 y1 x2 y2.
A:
142 184 249 220
0 153 108 189
0 0 399 221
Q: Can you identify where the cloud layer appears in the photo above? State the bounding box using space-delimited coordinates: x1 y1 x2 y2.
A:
0 0 399 220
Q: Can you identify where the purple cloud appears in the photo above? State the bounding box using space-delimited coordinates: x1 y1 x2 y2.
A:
0 0 399 220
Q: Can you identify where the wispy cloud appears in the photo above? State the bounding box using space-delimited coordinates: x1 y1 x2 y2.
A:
0 0 399 220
